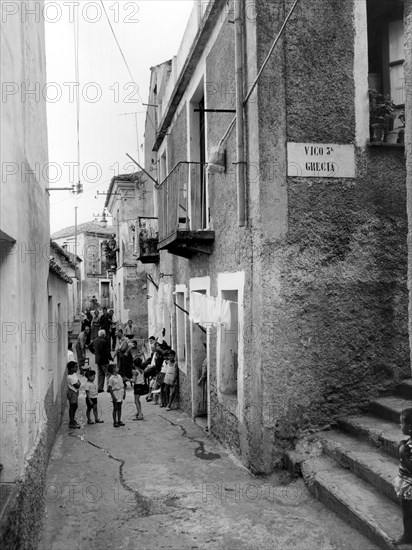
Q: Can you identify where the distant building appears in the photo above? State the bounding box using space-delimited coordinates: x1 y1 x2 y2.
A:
50 241 81 327
52 221 114 313
104 172 153 343
143 0 411 473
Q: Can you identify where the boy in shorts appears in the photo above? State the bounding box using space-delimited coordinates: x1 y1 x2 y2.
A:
85 370 104 424
107 363 126 427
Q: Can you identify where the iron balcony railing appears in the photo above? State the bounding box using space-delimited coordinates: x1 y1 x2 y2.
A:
157 162 205 243
135 217 159 259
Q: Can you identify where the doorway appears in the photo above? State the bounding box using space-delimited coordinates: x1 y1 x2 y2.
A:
191 312 208 422
100 281 110 308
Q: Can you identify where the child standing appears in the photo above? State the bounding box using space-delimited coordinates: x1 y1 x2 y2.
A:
107 363 126 427
67 342 75 363
158 354 168 408
131 357 147 421
394 407 412 546
163 350 179 411
85 370 104 425
67 361 81 429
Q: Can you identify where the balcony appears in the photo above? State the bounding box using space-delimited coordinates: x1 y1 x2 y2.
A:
157 162 214 258
135 217 159 264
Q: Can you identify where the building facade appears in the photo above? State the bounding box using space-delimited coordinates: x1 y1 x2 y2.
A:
104 172 152 341
144 0 411 473
50 241 81 328
52 221 114 315
0 2 73 545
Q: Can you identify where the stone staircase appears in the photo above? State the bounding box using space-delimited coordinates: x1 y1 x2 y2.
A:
285 380 412 550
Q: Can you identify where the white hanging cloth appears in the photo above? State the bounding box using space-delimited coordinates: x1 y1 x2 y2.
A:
189 291 232 329
189 291 204 323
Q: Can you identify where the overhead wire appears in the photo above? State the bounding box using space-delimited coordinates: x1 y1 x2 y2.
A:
51 178 113 206
99 0 157 139
74 3 81 183
54 3 133 207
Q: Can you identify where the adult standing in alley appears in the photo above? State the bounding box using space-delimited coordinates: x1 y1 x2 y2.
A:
81 308 92 345
124 319 138 340
76 326 90 374
113 329 132 386
89 329 112 392
90 309 101 341
108 309 117 351
99 307 111 341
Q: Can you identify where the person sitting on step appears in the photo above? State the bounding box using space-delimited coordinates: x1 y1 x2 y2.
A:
394 407 412 546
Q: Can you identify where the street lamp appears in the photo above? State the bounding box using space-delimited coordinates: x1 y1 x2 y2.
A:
93 209 112 229
100 211 108 229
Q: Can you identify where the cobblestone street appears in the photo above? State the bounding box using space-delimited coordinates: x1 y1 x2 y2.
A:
40 378 377 550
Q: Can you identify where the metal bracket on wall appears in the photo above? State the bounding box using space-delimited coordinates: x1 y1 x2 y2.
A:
194 109 236 113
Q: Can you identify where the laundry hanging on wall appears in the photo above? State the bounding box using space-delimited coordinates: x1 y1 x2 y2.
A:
189 291 232 328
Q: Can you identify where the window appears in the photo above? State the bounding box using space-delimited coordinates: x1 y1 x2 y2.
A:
100 241 107 273
367 0 405 111
189 277 210 419
100 281 110 308
388 20 404 107
189 79 208 230
175 288 187 372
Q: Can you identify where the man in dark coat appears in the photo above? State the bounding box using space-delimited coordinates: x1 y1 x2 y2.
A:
89 329 113 392
99 307 111 339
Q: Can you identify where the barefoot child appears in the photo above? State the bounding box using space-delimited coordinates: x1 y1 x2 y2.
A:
85 370 104 425
67 361 81 429
394 407 412 546
107 363 126 427
131 357 148 421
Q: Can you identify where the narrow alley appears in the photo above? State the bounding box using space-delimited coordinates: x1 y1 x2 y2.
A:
2 1 412 548
40 376 377 550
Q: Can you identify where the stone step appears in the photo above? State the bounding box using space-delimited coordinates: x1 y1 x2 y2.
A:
298 454 401 550
338 415 400 459
395 379 412 400
316 430 399 505
369 396 412 424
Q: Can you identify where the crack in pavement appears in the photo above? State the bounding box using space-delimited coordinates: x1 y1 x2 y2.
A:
159 416 221 461
69 431 152 516
68 430 199 517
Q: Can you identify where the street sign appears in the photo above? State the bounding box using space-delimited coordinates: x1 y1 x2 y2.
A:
287 143 356 178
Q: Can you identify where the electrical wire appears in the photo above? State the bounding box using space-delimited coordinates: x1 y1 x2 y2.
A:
99 0 157 139
218 0 300 147
51 178 112 205
73 3 81 183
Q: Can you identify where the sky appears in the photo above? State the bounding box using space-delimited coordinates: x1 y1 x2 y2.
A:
46 0 195 233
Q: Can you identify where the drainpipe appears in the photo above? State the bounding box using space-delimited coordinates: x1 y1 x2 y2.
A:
234 0 246 227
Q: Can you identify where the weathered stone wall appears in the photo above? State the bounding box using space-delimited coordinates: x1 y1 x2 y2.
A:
256 0 408 468
195 13 253 453
149 0 409 474
0 376 66 549
405 0 412 369
122 268 147 343
0 3 70 545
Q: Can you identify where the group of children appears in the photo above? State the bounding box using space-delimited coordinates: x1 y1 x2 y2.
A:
66 341 179 428
144 348 179 411
67 362 104 427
